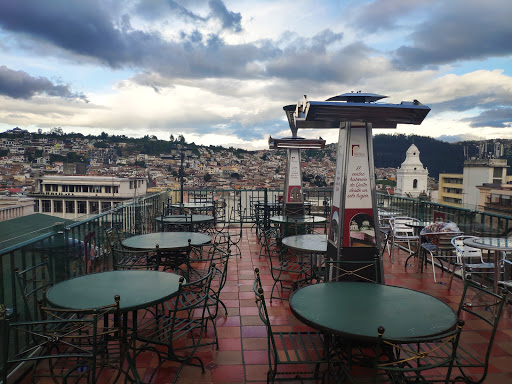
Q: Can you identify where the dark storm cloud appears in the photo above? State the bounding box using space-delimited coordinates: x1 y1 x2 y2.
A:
208 0 242 32
265 40 377 83
0 0 269 79
135 0 241 32
135 0 207 23
0 66 88 101
462 108 512 128
431 91 512 114
0 0 141 67
350 0 429 33
391 0 512 69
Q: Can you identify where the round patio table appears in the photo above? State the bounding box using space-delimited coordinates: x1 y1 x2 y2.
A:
46 270 182 312
121 232 211 251
290 282 457 342
282 234 327 253
170 202 213 211
270 215 326 224
463 237 512 293
155 214 214 231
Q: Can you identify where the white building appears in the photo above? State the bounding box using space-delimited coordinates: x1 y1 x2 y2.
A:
462 158 507 209
0 197 35 222
395 144 429 198
29 175 148 219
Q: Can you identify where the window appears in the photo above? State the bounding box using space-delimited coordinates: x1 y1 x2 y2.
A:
77 201 87 214
41 200 51 212
62 185 69 192
53 200 63 213
101 201 112 211
34 200 40 213
413 179 418 189
105 186 111 194
65 201 75 213
44 184 51 192
83 185 89 193
89 201 99 214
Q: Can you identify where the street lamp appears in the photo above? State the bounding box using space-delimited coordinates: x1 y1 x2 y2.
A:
170 145 193 206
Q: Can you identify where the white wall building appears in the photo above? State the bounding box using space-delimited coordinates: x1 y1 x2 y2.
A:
462 158 507 209
395 144 429 198
29 175 148 219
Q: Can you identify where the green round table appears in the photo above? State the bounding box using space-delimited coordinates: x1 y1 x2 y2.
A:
121 232 211 251
170 202 213 211
46 270 183 312
282 234 327 253
270 215 326 224
155 214 214 231
290 282 457 342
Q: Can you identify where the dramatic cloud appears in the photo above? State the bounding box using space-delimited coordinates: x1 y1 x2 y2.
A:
462 108 512 128
0 66 87 101
350 0 431 33
208 0 242 32
135 0 241 32
0 0 511 147
392 0 512 69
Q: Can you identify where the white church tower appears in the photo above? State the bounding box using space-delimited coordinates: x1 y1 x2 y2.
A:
395 144 428 198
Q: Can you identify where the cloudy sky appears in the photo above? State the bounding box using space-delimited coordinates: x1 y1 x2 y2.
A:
0 0 511 149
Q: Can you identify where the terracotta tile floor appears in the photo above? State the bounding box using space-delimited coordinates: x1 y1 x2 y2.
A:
22 228 512 383
131 228 512 383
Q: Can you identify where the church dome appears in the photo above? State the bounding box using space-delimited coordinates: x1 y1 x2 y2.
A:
400 144 425 168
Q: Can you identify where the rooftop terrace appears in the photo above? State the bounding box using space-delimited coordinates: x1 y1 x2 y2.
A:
2 190 512 383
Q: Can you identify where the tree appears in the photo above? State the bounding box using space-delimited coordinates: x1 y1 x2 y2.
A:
50 127 64 136
203 173 212 182
230 172 240 179
94 141 108 148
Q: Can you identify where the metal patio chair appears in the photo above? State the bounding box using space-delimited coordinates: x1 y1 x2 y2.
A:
373 320 465 384
448 275 508 384
135 267 214 384
112 246 160 270
451 235 497 287
389 216 420 264
14 257 53 321
253 268 329 383
1 295 134 384
262 229 312 302
420 230 461 285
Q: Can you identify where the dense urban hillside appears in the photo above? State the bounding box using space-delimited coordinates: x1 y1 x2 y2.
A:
1 129 510 181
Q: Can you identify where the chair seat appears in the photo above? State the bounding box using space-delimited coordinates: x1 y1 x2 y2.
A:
274 259 311 274
137 315 203 345
465 262 494 269
421 243 437 252
272 331 327 364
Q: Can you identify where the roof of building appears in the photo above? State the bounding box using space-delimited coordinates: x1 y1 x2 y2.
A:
0 213 75 252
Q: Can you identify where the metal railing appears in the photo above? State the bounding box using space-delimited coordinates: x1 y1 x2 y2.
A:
2 188 512 373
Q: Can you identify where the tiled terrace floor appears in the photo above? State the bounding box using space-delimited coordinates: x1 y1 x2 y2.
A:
21 228 512 383
131 228 512 384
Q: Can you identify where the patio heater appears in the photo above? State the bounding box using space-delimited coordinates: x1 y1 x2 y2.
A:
268 134 326 216
170 145 193 207
287 92 430 283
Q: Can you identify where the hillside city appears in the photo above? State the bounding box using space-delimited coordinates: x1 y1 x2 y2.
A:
0 126 508 198
0 127 340 194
